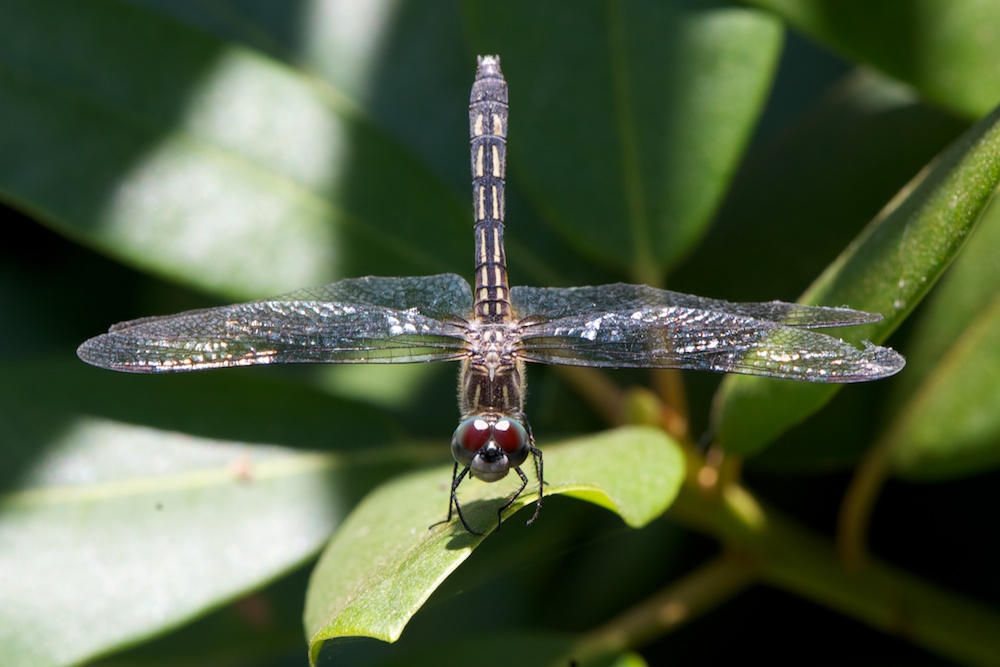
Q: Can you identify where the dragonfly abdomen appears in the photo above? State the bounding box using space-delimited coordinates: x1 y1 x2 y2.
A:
470 55 511 324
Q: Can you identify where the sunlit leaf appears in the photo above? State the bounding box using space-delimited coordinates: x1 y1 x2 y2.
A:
0 361 418 667
0 0 467 300
746 0 1000 118
882 199 1000 479
713 100 1000 456
465 0 782 280
304 427 684 664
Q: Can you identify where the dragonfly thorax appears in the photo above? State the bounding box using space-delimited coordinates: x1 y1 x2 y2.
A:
459 323 527 419
466 323 520 377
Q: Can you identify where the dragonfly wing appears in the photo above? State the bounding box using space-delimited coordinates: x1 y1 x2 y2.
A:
513 290 904 383
79 274 474 373
511 284 883 328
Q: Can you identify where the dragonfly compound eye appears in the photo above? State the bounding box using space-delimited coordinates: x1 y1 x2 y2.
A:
451 417 492 466
491 419 530 466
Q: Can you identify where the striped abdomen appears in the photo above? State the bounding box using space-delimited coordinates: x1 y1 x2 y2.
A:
469 56 511 324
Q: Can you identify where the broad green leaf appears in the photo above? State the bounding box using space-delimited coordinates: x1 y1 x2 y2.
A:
882 198 1000 479
304 427 684 664
609 652 650 667
0 0 468 300
885 297 1000 479
325 630 626 667
746 0 1000 118
890 198 1000 399
689 70 964 473
2 0 780 297
0 361 421 667
87 566 317 667
677 68 967 305
1 360 404 452
463 0 782 281
127 0 482 200
713 99 1000 456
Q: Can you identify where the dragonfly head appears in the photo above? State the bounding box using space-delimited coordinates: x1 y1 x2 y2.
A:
451 416 530 483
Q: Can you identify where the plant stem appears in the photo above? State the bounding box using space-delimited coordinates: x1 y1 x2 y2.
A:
666 481 1000 667
837 429 895 568
578 553 758 658
555 366 625 425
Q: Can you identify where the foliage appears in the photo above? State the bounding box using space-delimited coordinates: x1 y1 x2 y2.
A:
3 1 1000 665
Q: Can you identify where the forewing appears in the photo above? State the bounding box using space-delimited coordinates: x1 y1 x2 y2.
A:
511 284 883 328
78 274 473 373
512 286 904 383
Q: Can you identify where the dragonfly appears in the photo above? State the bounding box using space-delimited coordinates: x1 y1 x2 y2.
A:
78 55 905 534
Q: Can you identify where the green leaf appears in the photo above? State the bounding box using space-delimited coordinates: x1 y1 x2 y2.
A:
0 361 418 667
682 70 963 473
0 0 468 300
465 0 782 281
887 297 1000 479
325 630 627 667
712 98 1000 457
12 3 1000 665
889 200 1000 402
2 0 781 295
746 0 1000 118
677 68 967 306
304 426 684 664
882 198 1000 479
86 566 318 667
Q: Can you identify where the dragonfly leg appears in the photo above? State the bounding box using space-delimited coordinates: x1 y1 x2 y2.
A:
525 444 544 526
451 465 484 535
431 444 545 535
495 466 529 531
495 443 545 529
449 464 486 535
430 463 482 535
444 461 459 523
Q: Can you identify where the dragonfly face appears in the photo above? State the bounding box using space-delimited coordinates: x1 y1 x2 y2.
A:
451 416 531 483
77 55 905 535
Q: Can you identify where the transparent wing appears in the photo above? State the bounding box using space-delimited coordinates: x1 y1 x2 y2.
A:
511 283 883 328
78 274 474 373
511 284 904 383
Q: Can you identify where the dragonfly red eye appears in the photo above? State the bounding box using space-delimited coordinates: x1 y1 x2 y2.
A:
491 418 528 454
453 418 492 452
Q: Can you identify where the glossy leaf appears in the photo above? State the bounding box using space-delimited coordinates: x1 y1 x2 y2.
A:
0 0 468 300
7 1 1000 665
2 0 783 296
713 99 1000 456
677 68 967 306
0 361 418 667
882 198 1000 479
746 0 1000 118
323 630 628 667
304 427 684 663
679 69 963 472
464 0 782 281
